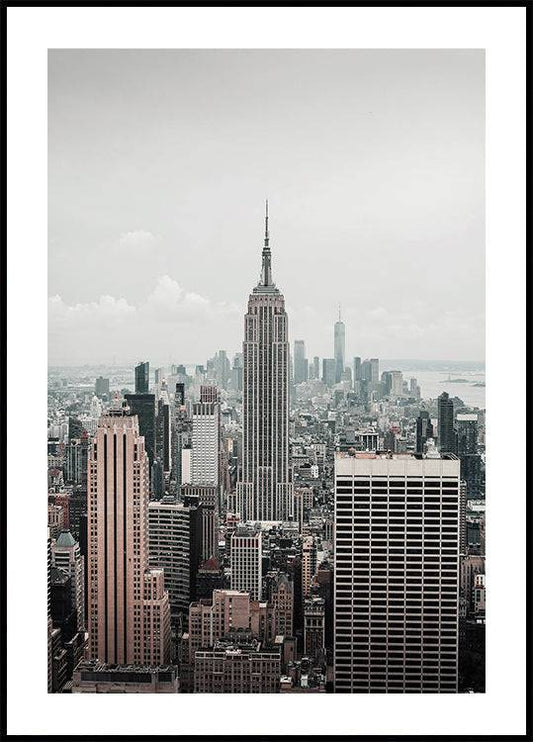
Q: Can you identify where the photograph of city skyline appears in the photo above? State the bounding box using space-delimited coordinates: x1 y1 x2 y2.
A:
47 48 486 695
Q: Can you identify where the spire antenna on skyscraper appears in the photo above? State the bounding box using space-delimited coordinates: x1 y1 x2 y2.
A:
258 199 275 289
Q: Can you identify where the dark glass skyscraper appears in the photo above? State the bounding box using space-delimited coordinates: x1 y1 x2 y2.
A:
135 361 149 394
438 392 457 454
125 392 156 465
416 411 435 454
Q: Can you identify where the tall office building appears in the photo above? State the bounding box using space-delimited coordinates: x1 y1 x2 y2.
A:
156 391 172 475
230 528 262 601
293 486 314 531
334 448 460 693
456 413 482 499
214 350 229 390
175 382 185 407
148 495 202 623
182 485 219 561
191 387 220 488
294 340 309 384
361 360 372 382
311 356 320 381
438 392 457 454
172 382 189 489
135 361 149 394
236 203 293 522
416 411 435 454
52 530 85 632
304 597 326 660
334 308 346 384
456 414 478 456
87 404 171 665
190 385 220 557
268 572 294 639
68 416 84 442
382 369 404 398
353 356 362 395
181 445 192 485
65 436 89 487
353 357 362 383
369 358 379 388
322 358 336 388
302 535 317 598
142 568 172 666
124 392 156 466
231 353 243 393
95 376 110 399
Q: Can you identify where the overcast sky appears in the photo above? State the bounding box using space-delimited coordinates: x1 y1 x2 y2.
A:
49 49 484 366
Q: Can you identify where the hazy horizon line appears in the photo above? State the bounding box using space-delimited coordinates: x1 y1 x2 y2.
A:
48 358 486 369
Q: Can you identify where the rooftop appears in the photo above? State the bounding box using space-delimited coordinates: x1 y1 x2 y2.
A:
55 530 77 548
336 450 458 461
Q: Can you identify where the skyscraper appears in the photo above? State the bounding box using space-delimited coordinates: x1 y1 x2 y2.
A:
334 307 346 384
148 495 202 624
156 391 172 475
230 528 262 601
456 413 482 499
95 376 110 399
322 358 336 388
334 447 460 693
172 382 189 490
382 369 404 398
182 485 219 562
87 403 171 665
236 203 293 522
361 359 372 382
191 388 220 488
231 353 243 393
353 357 361 382
135 361 150 394
124 392 156 466
353 356 362 395
456 413 478 456
215 351 230 390
52 530 85 633
301 535 317 599
369 358 379 388
438 392 457 454
293 340 308 384
416 411 435 454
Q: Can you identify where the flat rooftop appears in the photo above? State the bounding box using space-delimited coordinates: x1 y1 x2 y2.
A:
336 450 458 461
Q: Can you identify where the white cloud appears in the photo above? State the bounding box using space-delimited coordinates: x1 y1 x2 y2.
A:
49 294 135 328
118 230 158 249
48 277 242 364
143 275 210 321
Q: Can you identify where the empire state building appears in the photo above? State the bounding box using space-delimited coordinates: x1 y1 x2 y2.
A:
236 203 293 522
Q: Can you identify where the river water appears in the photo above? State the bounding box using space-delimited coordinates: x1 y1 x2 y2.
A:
402 369 485 410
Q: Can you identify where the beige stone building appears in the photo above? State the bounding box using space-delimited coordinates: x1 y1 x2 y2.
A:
87 406 171 665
